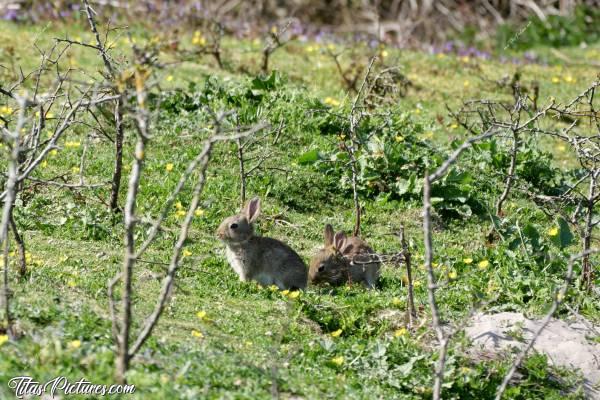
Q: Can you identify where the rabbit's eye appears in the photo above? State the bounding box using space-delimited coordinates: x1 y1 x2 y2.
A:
230 223 238 229
318 264 325 272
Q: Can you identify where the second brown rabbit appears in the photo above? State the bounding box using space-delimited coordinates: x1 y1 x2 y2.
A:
309 224 380 288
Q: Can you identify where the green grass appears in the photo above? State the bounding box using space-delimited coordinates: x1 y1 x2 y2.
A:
1 20 599 399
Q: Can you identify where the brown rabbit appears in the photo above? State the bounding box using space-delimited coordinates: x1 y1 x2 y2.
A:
309 224 380 288
216 197 307 290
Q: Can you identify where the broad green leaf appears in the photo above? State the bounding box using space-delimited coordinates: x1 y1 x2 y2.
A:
298 149 320 165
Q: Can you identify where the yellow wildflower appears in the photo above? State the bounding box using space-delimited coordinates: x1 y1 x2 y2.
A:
165 163 174 172
330 329 342 338
0 106 13 116
67 280 77 288
395 135 404 142
477 260 489 270
176 210 186 217
50 149 58 157
463 258 473 264
448 270 457 280
71 167 79 174
323 97 340 107
192 31 206 46
196 311 207 320
563 75 574 83
176 201 183 210
331 356 344 366
450 123 459 129
288 291 300 299
68 340 81 349
268 285 279 291
461 56 469 63
41 161 48 168
0 335 8 346
548 227 559 237
194 209 205 217
166 75 174 82
463 80 470 87
306 45 314 53
65 141 81 148
381 50 389 58
551 77 560 83
182 249 192 257
391 297 402 306
191 330 204 338
394 328 408 337
281 289 290 296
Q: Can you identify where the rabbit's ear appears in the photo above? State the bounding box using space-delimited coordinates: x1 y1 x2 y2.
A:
333 231 347 252
324 224 334 247
245 197 261 223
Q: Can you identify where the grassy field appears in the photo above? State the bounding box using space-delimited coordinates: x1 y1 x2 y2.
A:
1 19 599 399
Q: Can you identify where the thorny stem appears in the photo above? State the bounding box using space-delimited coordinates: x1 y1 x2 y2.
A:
399 226 416 326
237 136 246 208
110 98 125 212
496 129 520 216
115 137 146 384
0 97 25 337
348 57 376 237
423 174 447 400
582 171 597 289
82 0 125 213
9 211 26 277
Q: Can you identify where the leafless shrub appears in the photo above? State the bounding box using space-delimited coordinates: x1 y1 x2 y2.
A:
79 0 128 213
326 48 365 93
181 22 226 70
450 92 554 218
261 20 293 75
235 118 285 207
524 79 600 289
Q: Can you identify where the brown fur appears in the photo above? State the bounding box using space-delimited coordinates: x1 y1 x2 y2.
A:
309 224 380 288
